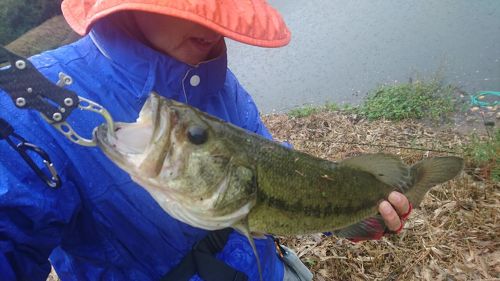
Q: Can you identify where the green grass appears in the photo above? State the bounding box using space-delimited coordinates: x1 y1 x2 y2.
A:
288 105 321 118
287 78 458 120
463 129 500 182
358 79 457 121
287 102 354 118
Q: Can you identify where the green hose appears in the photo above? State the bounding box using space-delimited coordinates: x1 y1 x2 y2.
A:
470 91 500 107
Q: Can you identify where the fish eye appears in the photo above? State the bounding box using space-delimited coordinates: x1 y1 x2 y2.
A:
187 126 208 145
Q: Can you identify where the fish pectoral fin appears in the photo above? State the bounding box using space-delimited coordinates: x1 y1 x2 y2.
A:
233 219 264 281
333 214 387 242
340 153 412 192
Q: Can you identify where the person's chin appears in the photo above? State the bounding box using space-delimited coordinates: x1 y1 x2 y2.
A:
181 51 208 65
184 55 205 66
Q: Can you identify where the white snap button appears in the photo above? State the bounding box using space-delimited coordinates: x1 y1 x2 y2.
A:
190 75 201 87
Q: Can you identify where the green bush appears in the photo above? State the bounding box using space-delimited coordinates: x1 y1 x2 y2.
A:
359 79 456 121
464 129 500 182
287 78 458 121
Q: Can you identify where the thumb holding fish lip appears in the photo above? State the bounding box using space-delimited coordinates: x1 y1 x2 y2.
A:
379 191 411 232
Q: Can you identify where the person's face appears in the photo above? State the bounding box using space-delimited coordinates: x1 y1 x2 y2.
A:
133 12 223 65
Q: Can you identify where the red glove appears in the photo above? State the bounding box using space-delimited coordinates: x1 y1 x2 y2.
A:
333 202 413 243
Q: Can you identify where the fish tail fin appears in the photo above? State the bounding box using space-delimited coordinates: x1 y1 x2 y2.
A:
334 156 463 241
406 156 464 206
234 219 264 281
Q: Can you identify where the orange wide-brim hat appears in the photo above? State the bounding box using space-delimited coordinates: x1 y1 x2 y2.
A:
61 0 291 48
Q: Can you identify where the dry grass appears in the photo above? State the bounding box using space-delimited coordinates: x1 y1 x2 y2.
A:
263 111 499 281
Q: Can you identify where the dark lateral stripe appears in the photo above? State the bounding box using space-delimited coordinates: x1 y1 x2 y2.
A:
257 190 379 218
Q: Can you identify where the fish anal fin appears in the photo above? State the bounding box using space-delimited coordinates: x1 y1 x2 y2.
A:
333 214 387 242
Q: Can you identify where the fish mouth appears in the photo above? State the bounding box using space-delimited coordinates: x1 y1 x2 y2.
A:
94 118 155 169
94 92 176 172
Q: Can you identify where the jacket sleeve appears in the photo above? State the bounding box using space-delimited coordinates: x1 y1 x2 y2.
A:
0 109 81 280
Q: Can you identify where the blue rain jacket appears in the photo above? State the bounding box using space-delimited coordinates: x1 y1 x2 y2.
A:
0 18 284 281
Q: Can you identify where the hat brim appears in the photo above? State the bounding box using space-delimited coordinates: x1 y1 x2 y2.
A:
62 0 291 48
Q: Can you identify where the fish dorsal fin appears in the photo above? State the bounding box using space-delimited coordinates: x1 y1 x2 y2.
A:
339 153 412 192
234 218 263 281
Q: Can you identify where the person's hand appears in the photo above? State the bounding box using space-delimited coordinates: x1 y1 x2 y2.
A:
378 191 412 233
335 191 413 242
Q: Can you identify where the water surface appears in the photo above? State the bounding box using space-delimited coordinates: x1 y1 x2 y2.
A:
227 0 500 113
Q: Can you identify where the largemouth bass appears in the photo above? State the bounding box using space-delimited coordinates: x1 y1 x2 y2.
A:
94 92 463 278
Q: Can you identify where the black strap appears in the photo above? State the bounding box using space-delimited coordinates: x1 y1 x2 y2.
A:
0 46 78 123
161 228 248 281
